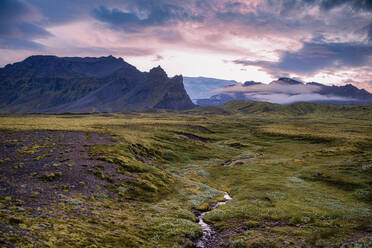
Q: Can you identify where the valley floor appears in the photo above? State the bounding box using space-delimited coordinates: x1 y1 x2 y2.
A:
0 106 371 247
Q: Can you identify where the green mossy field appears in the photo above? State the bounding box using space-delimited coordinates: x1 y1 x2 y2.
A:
0 101 371 247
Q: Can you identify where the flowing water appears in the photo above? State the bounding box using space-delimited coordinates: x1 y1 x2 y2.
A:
195 192 232 248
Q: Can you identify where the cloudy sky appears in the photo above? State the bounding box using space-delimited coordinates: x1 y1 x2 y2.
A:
1 0 372 91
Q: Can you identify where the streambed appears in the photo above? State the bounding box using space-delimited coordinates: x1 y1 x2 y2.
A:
195 192 232 248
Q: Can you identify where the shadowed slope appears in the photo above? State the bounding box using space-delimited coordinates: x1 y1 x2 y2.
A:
46 66 194 113
0 56 195 113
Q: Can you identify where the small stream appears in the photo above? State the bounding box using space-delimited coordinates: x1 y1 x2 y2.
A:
195 192 232 248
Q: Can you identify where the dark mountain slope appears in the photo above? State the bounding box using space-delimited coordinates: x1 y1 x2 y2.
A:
317 84 372 100
0 55 133 112
0 55 194 113
48 66 194 113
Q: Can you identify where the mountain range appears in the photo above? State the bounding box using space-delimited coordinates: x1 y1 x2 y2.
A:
1 56 371 113
182 77 237 102
196 78 372 106
0 55 194 113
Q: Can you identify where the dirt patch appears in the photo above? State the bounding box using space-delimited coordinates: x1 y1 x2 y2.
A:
0 130 133 208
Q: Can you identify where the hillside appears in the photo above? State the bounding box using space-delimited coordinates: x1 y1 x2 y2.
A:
0 56 194 113
0 107 371 247
187 100 372 120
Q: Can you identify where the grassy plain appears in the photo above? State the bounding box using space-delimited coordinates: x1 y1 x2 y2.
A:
0 101 371 247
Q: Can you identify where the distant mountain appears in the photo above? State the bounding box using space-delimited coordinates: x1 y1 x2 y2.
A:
196 94 235 107
243 81 262 86
196 80 262 106
0 55 194 113
275 77 303 85
183 77 237 101
196 77 372 106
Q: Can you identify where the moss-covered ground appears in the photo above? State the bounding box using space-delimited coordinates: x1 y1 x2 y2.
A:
0 102 371 247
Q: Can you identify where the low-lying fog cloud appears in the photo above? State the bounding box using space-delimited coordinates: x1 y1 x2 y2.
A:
217 83 356 104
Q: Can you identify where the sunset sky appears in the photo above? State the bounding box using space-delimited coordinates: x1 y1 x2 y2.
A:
1 0 372 91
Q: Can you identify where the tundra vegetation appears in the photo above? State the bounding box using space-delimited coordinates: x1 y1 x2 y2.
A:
0 101 371 247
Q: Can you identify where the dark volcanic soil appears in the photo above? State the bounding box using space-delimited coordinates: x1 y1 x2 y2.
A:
0 130 132 208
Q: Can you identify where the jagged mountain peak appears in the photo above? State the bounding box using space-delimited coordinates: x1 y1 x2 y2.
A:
149 65 168 78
